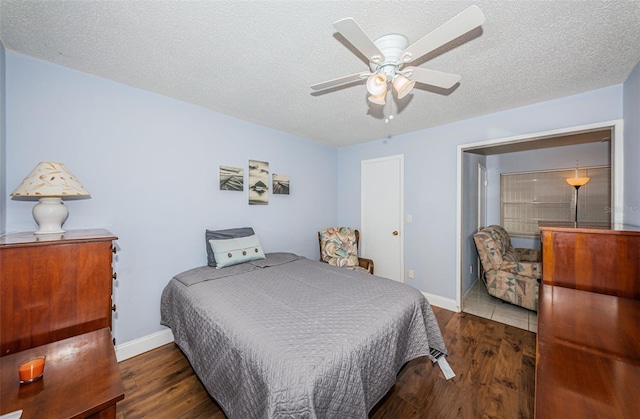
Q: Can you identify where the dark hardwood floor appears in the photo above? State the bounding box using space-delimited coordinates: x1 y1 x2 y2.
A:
116 307 536 418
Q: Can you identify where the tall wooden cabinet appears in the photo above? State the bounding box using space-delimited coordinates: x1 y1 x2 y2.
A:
0 229 117 356
535 222 640 418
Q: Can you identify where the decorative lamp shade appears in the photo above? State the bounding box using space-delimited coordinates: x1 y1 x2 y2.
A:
392 75 416 99
565 177 590 187
11 162 90 197
366 73 388 96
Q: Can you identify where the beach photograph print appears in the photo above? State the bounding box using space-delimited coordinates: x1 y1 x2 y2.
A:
272 174 290 195
249 160 269 205
219 166 244 191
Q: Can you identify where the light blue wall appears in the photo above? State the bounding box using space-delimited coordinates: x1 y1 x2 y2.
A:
5 51 338 343
623 60 640 226
1 42 6 234
337 85 624 301
485 141 611 249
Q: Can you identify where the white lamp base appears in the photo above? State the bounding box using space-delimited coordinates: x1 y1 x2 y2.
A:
32 197 68 235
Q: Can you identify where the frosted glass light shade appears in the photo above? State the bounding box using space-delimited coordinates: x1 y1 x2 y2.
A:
368 92 386 105
366 73 388 95
393 75 416 99
566 177 590 187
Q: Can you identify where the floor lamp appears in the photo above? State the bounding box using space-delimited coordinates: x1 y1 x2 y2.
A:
566 176 590 222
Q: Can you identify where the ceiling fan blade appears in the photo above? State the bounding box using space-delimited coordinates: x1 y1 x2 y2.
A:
400 5 485 64
333 18 385 64
404 67 461 89
311 72 370 91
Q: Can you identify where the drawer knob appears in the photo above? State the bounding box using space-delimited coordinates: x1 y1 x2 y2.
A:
112 304 117 312
112 246 117 254
112 272 117 280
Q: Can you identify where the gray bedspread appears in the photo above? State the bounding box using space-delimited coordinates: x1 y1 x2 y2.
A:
161 253 446 419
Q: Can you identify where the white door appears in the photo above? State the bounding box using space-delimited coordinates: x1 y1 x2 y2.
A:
361 155 404 282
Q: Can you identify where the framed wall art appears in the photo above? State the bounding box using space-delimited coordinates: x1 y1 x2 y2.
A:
249 160 269 205
219 166 244 191
272 173 290 195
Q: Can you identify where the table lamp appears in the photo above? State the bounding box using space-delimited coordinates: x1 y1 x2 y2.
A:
10 162 90 235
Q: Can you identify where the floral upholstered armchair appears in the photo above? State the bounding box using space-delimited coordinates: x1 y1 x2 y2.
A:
318 227 374 274
473 225 541 311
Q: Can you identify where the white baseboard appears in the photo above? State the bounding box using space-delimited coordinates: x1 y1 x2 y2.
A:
115 328 175 362
423 292 460 313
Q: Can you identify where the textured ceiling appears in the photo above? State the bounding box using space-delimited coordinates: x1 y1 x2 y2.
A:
1 1 639 147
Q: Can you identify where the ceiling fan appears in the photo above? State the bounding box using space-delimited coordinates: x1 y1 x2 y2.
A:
311 5 485 105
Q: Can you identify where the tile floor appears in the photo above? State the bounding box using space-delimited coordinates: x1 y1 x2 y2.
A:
463 280 538 333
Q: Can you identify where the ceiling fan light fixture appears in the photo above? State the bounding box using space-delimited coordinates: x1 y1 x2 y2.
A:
393 75 416 99
366 73 388 95
368 92 386 105
313 6 486 111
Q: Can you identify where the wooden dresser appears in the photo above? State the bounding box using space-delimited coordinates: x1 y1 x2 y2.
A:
0 229 118 356
535 223 640 418
539 222 640 298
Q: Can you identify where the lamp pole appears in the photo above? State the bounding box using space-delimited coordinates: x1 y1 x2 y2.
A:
573 185 581 223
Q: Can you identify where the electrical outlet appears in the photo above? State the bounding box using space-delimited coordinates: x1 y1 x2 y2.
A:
406 214 413 223
469 265 473 274
408 269 415 279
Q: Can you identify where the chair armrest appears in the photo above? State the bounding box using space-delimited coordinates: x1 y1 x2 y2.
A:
499 261 542 279
358 257 374 275
515 247 541 262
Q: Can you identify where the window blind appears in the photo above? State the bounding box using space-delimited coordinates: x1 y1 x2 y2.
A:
500 166 611 237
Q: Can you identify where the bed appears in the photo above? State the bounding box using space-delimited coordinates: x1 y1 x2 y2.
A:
161 251 447 418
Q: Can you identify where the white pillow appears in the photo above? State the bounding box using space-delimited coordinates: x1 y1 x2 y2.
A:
209 234 266 269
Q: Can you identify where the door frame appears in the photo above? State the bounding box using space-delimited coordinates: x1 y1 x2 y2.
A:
477 163 487 230
477 162 487 281
456 119 624 312
361 154 405 282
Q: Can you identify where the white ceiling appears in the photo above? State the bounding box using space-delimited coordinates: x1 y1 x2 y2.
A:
1 1 639 147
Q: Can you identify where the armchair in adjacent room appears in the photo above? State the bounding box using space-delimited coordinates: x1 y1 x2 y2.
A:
318 227 374 274
473 225 541 311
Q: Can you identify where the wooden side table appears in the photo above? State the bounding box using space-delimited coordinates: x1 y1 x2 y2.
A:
0 328 124 418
